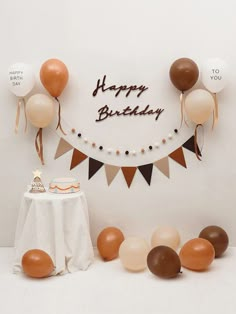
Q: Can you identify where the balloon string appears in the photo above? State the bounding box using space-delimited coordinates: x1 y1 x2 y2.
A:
179 92 188 129
35 128 44 165
55 97 67 135
212 93 218 130
23 98 27 133
15 99 21 134
194 124 203 161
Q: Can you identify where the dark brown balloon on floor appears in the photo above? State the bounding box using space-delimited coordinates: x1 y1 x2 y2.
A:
169 58 199 92
22 249 54 278
97 227 125 261
199 225 229 257
147 246 181 279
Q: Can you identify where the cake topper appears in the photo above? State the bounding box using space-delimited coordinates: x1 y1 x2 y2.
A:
29 169 46 193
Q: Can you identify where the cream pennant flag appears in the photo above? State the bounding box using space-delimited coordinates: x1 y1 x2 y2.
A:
105 164 120 186
154 157 170 178
55 138 73 159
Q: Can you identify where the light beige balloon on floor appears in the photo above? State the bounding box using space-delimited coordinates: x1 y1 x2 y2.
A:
185 89 215 125
26 94 55 128
119 237 149 272
151 226 180 250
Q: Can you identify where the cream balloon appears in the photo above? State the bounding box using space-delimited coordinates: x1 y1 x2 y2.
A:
119 237 150 272
7 63 35 97
201 58 228 93
185 89 214 125
151 226 180 250
26 94 55 128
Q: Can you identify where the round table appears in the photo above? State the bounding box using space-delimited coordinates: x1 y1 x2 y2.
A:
13 191 94 275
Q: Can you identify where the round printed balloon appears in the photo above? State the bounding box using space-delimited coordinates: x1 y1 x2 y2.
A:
7 63 35 97
201 58 228 93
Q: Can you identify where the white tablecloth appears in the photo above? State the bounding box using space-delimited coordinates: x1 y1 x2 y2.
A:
13 191 94 275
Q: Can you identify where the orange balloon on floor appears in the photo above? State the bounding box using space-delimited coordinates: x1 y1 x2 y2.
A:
97 227 125 261
40 59 69 98
22 249 54 278
179 238 215 271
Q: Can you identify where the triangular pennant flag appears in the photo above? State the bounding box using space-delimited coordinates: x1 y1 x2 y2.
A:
169 147 187 168
105 164 120 186
55 138 73 159
89 158 104 180
121 167 137 188
70 149 88 170
138 164 153 185
154 157 170 178
182 135 202 156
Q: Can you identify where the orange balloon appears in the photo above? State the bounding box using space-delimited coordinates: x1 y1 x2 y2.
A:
179 238 215 271
22 249 54 278
40 59 69 98
97 227 125 261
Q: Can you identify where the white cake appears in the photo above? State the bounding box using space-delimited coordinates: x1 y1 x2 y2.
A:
49 177 80 194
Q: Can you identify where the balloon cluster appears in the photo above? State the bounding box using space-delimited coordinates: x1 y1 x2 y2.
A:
169 57 228 160
7 59 69 164
97 225 229 279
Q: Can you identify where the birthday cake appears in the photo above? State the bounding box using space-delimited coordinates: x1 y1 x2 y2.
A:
49 177 80 194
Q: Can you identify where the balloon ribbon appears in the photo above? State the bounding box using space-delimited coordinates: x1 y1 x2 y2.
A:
179 92 188 128
212 93 219 130
194 124 203 161
15 98 27 133
55 97 66 135
35 128 44 165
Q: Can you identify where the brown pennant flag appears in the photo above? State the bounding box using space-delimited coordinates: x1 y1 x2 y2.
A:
105 164 120 186
55 138 73 159
154 157 170 178
169 147 187 168
70 149 88 170
182 135 202 156
138 164 153 185
121 167 137 188
89 158 104 180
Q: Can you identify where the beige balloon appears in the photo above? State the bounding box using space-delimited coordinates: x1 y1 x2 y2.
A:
119 237 150 272
151 226 180 251
185 89 214 125
26 94 55 128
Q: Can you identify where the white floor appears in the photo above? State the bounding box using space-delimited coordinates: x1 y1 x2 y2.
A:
0 247 236 314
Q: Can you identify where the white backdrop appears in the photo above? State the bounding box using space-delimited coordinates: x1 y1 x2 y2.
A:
0 0 235 246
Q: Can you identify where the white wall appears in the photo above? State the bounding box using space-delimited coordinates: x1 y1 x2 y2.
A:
0 0 236 246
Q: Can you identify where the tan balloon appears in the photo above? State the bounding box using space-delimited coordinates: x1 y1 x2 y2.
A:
179 238 215 271
40 59 69 98
185 89 214 125
151 226 180 250
119 237 150 272
26 94 55 128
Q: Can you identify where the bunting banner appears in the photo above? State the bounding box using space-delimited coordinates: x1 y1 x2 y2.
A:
54 135 201 188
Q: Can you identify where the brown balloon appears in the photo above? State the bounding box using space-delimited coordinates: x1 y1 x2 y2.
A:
179 238 215 271
199 225 229 257
147 246 181 279
97 227 125 261
40 59 69 98
22 249 54 278
169 58 199 92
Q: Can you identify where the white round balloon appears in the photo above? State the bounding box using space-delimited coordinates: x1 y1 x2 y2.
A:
7 63 35 97
201 58 228 93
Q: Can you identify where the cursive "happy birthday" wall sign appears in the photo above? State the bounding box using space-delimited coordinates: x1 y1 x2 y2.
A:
92 75 164 122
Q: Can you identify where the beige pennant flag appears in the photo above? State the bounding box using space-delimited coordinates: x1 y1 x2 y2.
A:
105 164 120 186
154 157 170 178
54 138 73 159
